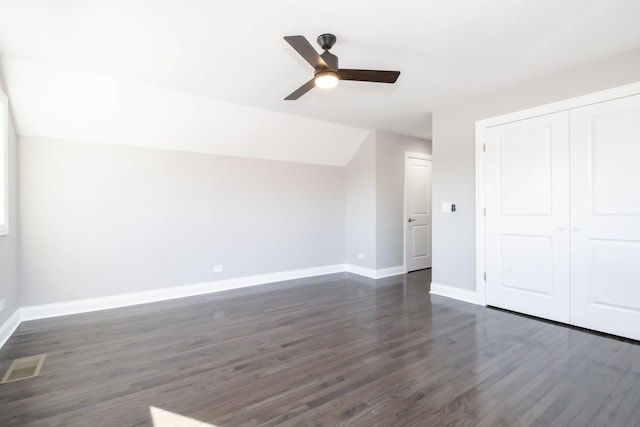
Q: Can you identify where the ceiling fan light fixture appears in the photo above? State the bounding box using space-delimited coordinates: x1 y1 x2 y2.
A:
283 34 400 100
314 70 339 89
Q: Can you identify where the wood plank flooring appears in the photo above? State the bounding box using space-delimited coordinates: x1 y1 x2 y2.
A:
1 270 639 426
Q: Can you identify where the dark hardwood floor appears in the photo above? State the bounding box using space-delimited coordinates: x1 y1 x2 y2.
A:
1 270 639 426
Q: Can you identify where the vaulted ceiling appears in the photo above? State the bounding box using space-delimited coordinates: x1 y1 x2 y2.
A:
1 0 639 164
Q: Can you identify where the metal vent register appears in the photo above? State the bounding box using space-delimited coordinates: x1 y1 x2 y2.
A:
1 354 46 384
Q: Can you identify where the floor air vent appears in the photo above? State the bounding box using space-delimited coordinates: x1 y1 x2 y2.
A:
1 354 46 384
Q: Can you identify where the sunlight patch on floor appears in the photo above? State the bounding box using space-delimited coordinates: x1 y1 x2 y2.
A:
150 406 219 427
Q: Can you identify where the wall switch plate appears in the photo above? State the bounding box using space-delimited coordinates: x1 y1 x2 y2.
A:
441 202 456 213
0 299 5 313
214 265 224 273
357 253 365 260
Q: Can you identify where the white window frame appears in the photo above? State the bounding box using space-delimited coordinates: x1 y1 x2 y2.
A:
0 89 8 236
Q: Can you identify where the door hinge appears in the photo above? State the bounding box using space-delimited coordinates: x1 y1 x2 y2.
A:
483 207 486 217
483 272 487 281
483 143 486 152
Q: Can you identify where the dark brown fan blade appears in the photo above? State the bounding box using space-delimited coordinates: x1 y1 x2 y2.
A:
284 36 328 69
285 79 315 100
338 69 400 83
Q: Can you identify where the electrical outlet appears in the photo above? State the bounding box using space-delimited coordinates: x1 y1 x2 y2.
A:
357 253 365 260
214 265 224 273
0 299 5 313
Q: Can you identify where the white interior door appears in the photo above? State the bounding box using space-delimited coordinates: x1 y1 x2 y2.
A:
485 112 571 323
405 154 432 272
570 94 640 341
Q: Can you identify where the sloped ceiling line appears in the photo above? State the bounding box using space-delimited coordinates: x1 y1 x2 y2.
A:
1 57 371 167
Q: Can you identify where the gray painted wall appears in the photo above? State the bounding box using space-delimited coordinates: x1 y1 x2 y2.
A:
432 48 640 291
345 131 377 269
345 130 431 271
375 130 431 269
19 136 346 305
0 80 19 325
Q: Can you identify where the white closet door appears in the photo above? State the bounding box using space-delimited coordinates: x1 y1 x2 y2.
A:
485 111 571 323
570 94 640 341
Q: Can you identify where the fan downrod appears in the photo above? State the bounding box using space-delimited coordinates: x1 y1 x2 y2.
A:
317 33 336 51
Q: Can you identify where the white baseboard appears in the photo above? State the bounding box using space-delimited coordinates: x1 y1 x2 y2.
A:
376 266 406 278
0 309 22 349
345 264 376 278
20 264 346 322
430 282 483 306
2 263 410 350
345 264 404 279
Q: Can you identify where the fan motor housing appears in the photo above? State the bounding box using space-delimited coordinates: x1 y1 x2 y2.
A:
320 51 339 71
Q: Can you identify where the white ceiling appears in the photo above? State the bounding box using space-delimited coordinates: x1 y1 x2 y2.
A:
1 0 640 157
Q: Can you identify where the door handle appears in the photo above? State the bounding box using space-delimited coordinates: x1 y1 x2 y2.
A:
408 218 416 223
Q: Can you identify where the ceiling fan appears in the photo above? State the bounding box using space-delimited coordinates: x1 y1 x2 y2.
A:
283 33 400 100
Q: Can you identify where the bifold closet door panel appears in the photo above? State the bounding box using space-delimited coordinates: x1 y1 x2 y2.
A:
570 94 640 341
485 111 571 323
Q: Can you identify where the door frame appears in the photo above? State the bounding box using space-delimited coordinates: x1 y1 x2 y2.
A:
475 81 640 307
403 151 432 273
